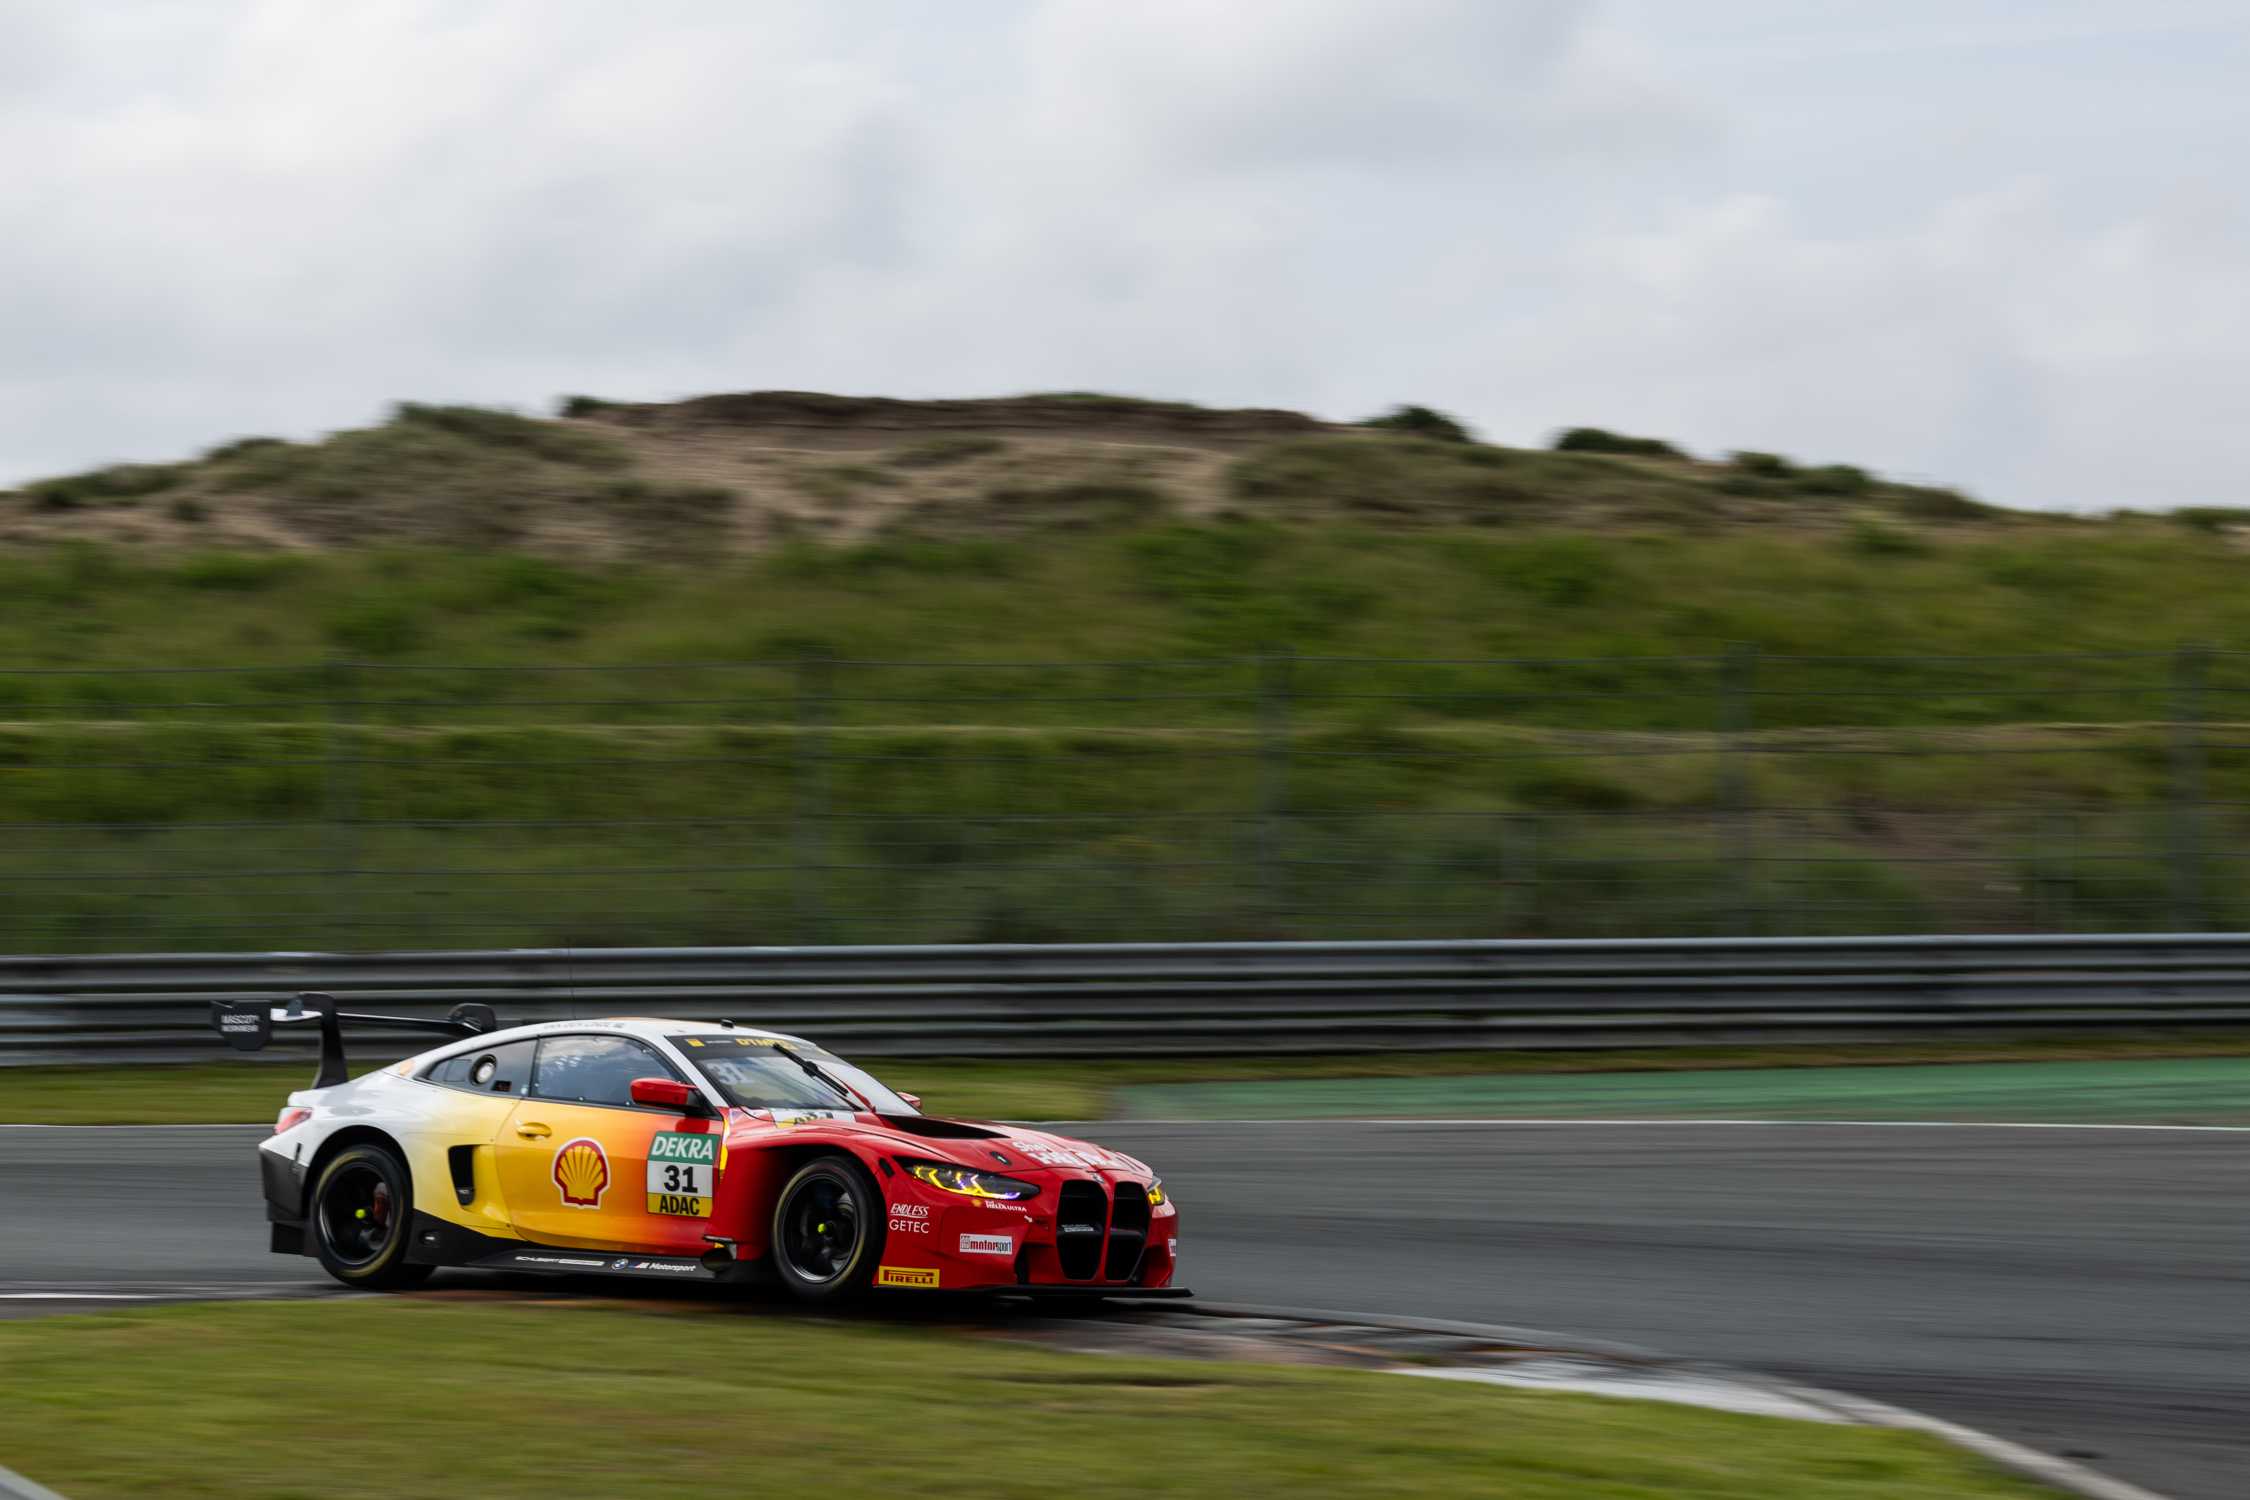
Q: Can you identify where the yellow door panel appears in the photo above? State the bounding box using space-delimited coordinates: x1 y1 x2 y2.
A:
496 1099 718 1254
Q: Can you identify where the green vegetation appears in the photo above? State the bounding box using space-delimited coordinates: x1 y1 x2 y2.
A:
21 462 186 510
1121 1055 2250 1126
5 526 2250 946
0 1301 2052 1499
1226 436 1561 524
10 1039 2245 1124
8 527 2250 696
1220 431 2008 529
888 433 1007 467
7 392 2250 948
1551 426 1681 458
887 480 1174 538
1362 403 1474 443
793 464 904 505
2169 505 2250 534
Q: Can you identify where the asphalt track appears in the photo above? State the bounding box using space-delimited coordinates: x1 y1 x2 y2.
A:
2 1121 2243 1499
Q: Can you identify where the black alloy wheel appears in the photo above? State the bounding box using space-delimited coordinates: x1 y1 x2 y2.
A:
310 1142 433 1290
771 1155 883 1302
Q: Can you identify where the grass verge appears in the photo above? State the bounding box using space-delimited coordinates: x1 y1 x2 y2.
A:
0 1301 2051 1500
1118 1055 2250 1126
5 1036 2245 1125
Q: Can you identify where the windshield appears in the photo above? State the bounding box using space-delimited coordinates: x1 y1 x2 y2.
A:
669 1035 919 1116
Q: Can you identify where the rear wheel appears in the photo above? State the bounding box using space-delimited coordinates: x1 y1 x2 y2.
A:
310 1143 433 1291
770 1154 883 1302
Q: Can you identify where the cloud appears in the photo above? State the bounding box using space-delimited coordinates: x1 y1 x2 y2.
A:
2 0 2247 513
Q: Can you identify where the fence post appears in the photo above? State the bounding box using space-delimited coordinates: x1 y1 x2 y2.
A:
1505 813 1539 935
1720 644 1758 933
321 658 357 951
793 656 833 943
2169 643 2208 931
1257 650 1293 935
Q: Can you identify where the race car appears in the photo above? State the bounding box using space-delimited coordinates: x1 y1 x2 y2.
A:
212 994 1183 1301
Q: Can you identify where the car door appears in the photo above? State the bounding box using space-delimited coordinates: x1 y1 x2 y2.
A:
410 1037 540 1241
495 1033 721 1254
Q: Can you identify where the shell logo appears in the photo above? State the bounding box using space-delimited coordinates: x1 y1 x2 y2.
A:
552 1137 610 1208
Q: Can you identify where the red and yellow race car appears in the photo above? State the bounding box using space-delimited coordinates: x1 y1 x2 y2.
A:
214 995 1182 1301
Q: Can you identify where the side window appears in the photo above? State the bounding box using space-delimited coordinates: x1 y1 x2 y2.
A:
531 1035 678 1109
421 1039 537 1096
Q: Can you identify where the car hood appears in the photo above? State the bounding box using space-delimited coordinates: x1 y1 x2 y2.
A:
736 1110 1149 1177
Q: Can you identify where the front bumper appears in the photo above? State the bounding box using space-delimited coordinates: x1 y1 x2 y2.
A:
876 1172 1179 1293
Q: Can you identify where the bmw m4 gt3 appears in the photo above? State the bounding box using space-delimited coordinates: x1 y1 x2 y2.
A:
214 995 1182 1302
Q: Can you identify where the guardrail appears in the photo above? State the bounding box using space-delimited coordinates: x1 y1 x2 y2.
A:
2 933 2246 1067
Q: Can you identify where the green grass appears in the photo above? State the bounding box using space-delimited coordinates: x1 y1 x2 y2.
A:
1224 434 1991 529
5 526 2250 688
9 452 2250 945
4 710 2241 947
9 1038 2245 1124
1120 1055 2250 1125
0 1301 2051 1500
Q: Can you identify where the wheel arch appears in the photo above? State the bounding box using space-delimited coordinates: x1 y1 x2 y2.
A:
761 1140 890 1298
300 1125 411 1218
728 1129 899 1190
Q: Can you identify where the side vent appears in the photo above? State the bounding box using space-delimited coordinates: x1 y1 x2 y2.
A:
447 1145 479 1206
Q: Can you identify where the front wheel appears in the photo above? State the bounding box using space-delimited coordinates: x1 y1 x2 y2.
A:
309 1143 433 1291
771 1154 883 1303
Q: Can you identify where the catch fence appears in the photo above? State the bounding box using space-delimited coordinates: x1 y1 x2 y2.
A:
1 649 2246 952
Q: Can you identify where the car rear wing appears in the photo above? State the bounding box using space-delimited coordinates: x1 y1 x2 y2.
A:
211 991 499 1089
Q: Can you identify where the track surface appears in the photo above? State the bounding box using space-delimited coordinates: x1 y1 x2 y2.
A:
3 1122 2243 1499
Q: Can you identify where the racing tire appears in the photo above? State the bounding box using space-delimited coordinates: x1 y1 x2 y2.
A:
309 1142 434 1291
771 1154 884 1303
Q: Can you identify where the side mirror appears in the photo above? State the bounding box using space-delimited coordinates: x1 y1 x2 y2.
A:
630 1077 708 1113
897 1092 923 1111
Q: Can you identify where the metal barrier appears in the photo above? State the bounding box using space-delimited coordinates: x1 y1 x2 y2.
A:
3 933 2246 1067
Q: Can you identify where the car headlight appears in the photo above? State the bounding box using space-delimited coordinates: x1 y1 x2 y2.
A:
1147 1179 1167 1206
907 1161 1040 1201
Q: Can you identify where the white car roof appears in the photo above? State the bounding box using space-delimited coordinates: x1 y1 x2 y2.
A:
425 1016 813 1058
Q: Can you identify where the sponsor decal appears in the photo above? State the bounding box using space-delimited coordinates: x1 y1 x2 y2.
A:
977 1199 1029 1214
877 1266 939 1289
768 1109 852 1128
1168 1238 1178 1256
888 1202 928 1219
646 1131 718 1217
888 1201 930 1234
611 1257 633 1270
552 1137 610 1208
508 1253 610 1270
1056 1223 1101 1235
959 1233 1014 1257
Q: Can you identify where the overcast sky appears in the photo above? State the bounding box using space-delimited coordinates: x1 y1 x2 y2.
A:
6 0 2247 510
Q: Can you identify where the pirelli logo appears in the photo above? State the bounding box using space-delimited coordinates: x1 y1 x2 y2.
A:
876 1266 939 1289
